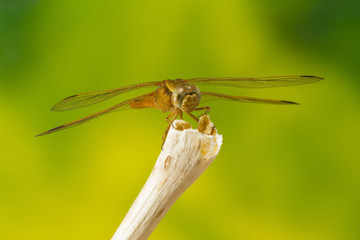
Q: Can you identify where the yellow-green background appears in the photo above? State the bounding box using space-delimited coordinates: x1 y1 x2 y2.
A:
1 0 359 239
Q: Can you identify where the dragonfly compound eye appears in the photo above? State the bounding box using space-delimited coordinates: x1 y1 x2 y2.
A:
171 86 187 108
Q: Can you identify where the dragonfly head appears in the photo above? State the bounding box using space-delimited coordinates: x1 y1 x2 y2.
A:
172 84 201 112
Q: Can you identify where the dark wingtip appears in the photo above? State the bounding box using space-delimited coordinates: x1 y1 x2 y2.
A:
35 125 63 137
300 75 324 81
51 94 78 111
35 130 50 137
63 94 78 100
282 100 300 105
300 75 315 77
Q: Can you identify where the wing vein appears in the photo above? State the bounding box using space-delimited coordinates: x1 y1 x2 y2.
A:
186 76 323 88
51 81 161 111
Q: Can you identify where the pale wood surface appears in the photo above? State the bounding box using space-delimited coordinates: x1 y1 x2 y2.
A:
111 116 222 240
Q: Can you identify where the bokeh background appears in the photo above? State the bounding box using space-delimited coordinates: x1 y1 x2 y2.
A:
1 0 359 239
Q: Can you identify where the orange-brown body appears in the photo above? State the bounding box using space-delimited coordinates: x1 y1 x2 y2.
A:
129 79 201 114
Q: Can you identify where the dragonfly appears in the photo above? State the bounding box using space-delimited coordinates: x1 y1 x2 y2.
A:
36 75 323 140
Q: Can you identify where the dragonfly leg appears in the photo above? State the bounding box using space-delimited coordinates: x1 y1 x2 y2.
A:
185 111 199 122
162 110 180 149
193 106 211 116
165 111 176 123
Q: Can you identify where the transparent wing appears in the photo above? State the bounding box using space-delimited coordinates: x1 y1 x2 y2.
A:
185 75 323 88
36 93 156 136
51 81 162 111
201 91 299 105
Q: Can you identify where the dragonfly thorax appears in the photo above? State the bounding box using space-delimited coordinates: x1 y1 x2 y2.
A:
171 84 201 112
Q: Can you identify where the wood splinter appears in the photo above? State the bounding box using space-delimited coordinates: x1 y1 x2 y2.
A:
111 115 223 240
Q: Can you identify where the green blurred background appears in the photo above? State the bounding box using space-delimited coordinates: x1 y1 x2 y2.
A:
1 0 359 239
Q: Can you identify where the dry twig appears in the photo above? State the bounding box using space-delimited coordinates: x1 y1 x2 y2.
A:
111 115 222 240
